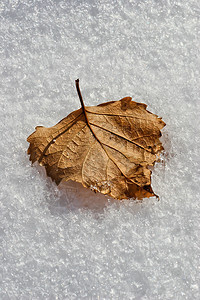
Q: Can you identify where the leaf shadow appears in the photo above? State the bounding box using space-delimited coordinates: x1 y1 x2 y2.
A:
33 163 117 213
49 180 153 216
33 163 159 215
159 127 173 161
57 180 117 213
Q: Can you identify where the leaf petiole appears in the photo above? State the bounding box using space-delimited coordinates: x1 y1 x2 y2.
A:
75 79 90 126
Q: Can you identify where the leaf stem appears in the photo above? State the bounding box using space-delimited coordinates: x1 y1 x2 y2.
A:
75 79 90 125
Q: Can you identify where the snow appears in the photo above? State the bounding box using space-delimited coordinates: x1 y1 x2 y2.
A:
1 0 200 299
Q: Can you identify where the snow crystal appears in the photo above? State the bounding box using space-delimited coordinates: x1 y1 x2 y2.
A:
1 0 199 299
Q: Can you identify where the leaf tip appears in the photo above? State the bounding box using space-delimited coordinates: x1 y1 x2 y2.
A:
120 97 132 110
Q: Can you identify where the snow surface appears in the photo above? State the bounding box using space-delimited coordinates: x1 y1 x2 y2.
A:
1 0 200 299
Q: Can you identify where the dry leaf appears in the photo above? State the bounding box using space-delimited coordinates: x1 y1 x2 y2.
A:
27 79 165 200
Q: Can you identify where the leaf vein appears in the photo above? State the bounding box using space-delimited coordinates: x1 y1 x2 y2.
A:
90 123 152 153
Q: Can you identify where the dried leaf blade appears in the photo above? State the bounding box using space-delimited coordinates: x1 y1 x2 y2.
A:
27 80 165 200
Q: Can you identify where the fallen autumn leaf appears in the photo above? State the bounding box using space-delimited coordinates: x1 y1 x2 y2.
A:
27 79 165 200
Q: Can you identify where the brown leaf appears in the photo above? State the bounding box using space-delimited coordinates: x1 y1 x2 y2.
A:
27 79 165 200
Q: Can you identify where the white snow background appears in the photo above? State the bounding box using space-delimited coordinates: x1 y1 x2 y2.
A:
1 0 200 299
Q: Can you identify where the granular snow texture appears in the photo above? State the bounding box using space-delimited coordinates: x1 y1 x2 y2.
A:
1 0 200 299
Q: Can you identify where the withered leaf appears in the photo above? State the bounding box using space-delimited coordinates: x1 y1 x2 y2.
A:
27 79 165 200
